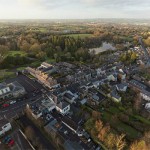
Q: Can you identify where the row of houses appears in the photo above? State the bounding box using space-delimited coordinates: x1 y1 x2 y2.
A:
26 62 60 89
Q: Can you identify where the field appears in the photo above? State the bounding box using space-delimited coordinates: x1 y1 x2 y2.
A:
6 51 27 57
63 33 93 39
0 69 16 82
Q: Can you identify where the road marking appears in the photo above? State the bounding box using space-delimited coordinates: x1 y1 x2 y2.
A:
25 79 36 90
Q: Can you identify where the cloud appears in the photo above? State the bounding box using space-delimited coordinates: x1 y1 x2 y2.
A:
0 0 150 19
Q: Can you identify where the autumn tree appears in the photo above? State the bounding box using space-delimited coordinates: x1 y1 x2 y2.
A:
130 140 147 150
115 134 126 150
25 126 35 141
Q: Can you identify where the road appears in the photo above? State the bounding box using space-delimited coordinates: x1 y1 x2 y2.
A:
139 37 150 66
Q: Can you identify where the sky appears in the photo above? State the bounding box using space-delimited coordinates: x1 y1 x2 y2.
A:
0 0 150 19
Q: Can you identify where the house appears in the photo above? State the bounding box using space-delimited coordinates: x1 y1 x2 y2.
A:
8 81 26 98
89 92 106 105
0 83 11 100
56 101 70 115
110 90 121 102
107 74 117 82
116 83 128 92
145 103 150 112
96 68 106 76
140 90 150 101
84 70 92 81
0 81 26 100
40 62 53 68
79 98 87 105
26 95 56 119
52 88 67 103
128 80 150 101
64 91 77 104
118 70 126 80
0 117 12 136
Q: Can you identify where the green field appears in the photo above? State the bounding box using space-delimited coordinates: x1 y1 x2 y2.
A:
63 34 93 39
0 70 16 82
6 51 27 57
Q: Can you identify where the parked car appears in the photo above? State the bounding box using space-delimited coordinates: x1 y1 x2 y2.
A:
8 139 15 147
10 101 16 105
3 136 11 144
2 104 9 108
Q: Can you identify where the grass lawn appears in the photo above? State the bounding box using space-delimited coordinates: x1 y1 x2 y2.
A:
63 33 93 39
16 67 26 71
7 51 27 57
0 69 16 82
102 110 140 140
45 58 55 63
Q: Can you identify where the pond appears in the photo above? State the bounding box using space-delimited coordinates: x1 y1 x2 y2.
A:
90 42 116 54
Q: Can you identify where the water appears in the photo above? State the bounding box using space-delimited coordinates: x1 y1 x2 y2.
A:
90 42 116 54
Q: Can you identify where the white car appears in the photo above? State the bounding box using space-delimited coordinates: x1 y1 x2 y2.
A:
10 101 16 105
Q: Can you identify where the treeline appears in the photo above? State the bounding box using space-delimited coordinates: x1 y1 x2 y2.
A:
0 56 32 69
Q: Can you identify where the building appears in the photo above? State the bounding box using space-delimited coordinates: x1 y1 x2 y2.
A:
116 83 128 92
128 80 150 101
56 101 70 115
0 83 11 100
26 62 59 89
26 96 56 119
0 117 12 136
145 103 150 112
0 81 26 100
109 90 121 102
64 92 77 104
8 81 26 98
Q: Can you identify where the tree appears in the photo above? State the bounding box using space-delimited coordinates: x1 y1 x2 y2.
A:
105 133 116 149
98 126 110 142
20 41 30 52
0 45 9 62
29 43 41 54
95 120 103 132
36 51 46 60
130 140 147 150
115 134 126 150
25 126 35 141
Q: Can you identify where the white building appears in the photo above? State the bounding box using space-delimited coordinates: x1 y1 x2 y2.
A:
0 83 11 100
140 91 150 101
56 101 70 115
145 103 150 112
0 81 26 100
